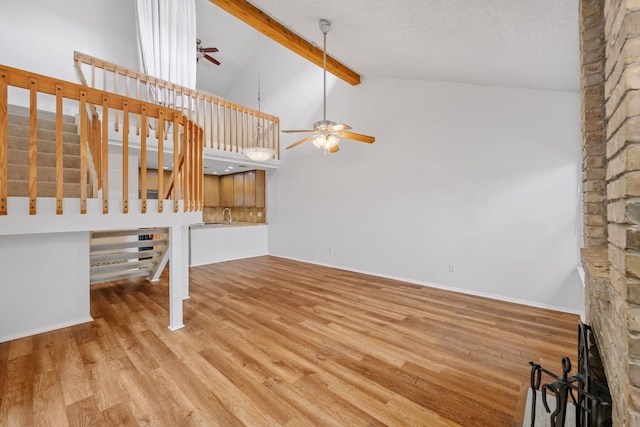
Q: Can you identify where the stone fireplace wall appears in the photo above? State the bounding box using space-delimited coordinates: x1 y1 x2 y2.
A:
581 0 640 424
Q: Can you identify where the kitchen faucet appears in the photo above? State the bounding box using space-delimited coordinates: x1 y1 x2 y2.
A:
222 208 232 224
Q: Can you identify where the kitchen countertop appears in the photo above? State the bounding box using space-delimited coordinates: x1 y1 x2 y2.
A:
190 222 267 229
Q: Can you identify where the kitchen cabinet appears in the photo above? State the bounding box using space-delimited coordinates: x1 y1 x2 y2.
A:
233 173 244 207
219 175 234 207
243 170 265 208
255 170 265 208
203 175 220 207
244 171 256 207
217 170 265 209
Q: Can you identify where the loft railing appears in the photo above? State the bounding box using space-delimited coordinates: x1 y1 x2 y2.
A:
74 51 280 160
0 64 203 216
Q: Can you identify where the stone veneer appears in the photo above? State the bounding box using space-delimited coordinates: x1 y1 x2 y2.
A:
581 0 640 424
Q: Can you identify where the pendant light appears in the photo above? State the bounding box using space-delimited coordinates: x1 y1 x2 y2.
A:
243 75 275 162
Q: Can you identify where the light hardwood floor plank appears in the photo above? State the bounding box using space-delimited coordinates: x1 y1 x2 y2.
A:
0 255 579 426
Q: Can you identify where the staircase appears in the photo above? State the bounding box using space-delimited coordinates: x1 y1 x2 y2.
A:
7 104 89 197
90 228 169 285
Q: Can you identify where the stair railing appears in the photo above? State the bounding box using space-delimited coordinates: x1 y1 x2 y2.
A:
74 51 280 160
0 64 203 216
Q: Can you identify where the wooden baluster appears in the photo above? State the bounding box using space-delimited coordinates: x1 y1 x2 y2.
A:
0 69 7 215
173 114 179 213
223 103 227 151
90 58 95 88
122 101 129 214
209 101 216 148
195 93 200 125
103 63 107 91
146 79 151 138
79 91 87 214
125 70 130 98
135 78 141 136
55 85 63 214
216 101 221 150
192 121 197 211
241 109 245 151
114 68 120 132
93 114 102 190
157 109 164 213
182 117 188 212
29 78 37 215
182 118 189 211
276 119 280 159
204 100 209 148
250 114 254 148
199 125 204 210
164 83 169 140
194 123 199 211
140 105 147 214
234 108 239 152
101 96 109 213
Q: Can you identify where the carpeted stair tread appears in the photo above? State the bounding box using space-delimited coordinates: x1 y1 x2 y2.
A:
7 123 80 144
7 136 82 156
8 149 81 169
8 181 82 198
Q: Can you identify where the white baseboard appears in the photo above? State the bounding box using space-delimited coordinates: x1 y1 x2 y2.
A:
270 254 583 315
0 316 94 344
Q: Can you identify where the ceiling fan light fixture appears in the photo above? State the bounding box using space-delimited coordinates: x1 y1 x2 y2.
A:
312 135 326 149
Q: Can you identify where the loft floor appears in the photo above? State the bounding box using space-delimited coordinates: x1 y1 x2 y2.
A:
0 256 579 426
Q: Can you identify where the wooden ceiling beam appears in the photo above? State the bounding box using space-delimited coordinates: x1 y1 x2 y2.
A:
207 0 361 86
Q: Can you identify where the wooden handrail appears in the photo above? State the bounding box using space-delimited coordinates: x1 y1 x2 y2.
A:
0 64 203 215
74 51 280 160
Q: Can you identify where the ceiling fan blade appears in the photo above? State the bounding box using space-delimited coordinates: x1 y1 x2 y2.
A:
329 145 340 153
204 54 221 65
338 131 375 144
328 123 351 131
282 129 315 133
286 134 315 149
202 47 218 52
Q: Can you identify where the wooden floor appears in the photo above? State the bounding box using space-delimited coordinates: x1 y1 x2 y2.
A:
0 256 579 426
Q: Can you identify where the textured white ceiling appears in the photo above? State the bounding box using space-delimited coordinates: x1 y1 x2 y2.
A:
199 0 579 93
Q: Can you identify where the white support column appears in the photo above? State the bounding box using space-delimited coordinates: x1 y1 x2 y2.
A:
182 224 190 300
168 224 185 331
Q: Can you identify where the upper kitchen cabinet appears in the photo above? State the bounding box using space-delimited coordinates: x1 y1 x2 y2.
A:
255 170 265 208
203 175 220 207
233 173 245 207
244 171 256 207
220 175 234 207
243 170 265 208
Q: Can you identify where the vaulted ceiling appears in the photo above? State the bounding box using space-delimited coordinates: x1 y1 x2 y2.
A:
195 0 579 97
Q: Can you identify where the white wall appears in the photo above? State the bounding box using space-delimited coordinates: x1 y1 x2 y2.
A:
227 40 583 313
0 0 138 114
0 0 137 80
0 232 91 342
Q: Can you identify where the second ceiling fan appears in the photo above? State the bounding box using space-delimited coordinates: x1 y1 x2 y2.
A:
197 38 220 65
283 19 375 154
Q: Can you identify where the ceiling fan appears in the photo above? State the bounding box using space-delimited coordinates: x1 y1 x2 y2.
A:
283 19 374 154
196 38 220 65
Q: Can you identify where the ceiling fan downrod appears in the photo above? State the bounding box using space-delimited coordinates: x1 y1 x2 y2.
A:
320 19 330 124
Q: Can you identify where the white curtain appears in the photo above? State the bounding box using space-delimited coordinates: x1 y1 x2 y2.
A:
135 0 197 104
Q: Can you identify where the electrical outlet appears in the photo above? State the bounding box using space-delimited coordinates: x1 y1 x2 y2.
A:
257 212 262 217
249 212 253 217
448 263 455 272
329 247 333 254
